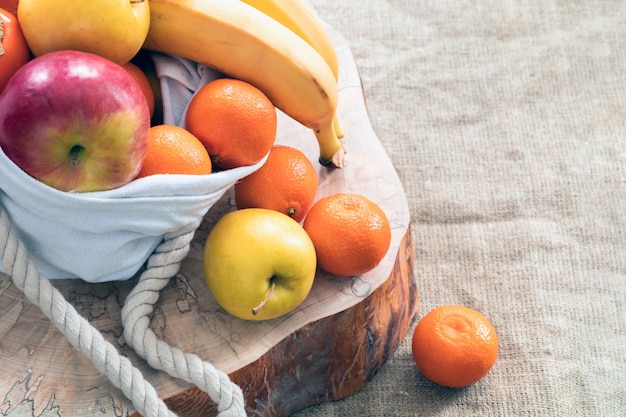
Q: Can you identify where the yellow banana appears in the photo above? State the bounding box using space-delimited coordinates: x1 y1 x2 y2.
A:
144 0 346 167
241 0 345 138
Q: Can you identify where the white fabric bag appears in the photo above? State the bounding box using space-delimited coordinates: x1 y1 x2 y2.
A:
0 54 266 283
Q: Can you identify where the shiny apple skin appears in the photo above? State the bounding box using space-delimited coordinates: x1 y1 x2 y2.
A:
17 0 150 65
203 208 318 321
0 50 150 192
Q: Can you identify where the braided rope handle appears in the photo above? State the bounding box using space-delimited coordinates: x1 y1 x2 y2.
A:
0 205 245 416
121 221 246 417
0 205 176 416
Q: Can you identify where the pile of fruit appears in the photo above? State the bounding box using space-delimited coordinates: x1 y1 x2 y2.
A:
0 0 502 393
0 0 391 321
0 0 346 192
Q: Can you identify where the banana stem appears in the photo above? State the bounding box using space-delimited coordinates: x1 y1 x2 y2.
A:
333 114 345 139
316 121 346 168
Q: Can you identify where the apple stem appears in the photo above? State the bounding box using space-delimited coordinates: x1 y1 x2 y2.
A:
69 144 85 166
252 280 276 316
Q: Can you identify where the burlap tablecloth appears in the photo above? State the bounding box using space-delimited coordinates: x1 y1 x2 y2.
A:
297 1 626 416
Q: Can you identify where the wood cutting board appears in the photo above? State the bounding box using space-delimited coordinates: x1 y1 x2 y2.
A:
0 25 417 417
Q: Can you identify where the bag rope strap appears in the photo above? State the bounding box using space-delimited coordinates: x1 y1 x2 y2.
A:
0 206 175 416
0 205 245 416
121 220 246 417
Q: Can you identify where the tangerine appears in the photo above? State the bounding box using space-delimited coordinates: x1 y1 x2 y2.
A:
122 61 155 119
185 77 277 169
135 124 212 178
302 193 391 277
235 145 318 223
0 7 30 93
411 305 499 388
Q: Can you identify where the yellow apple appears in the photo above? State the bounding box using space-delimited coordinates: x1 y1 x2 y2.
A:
203 208 317 321
17 0 150 65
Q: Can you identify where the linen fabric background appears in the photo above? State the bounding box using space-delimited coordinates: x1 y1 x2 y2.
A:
296 1 626 416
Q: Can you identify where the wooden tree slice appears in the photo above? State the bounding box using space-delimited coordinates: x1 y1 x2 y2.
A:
156 229 417 417
0 24 416 417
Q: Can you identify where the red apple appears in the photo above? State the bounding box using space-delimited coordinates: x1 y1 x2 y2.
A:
0 50 150 192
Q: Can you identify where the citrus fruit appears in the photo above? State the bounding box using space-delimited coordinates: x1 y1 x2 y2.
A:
122 61 155 119
411 305 499 388
0 7 31 93
136 124 212 178
184 77 277 169
235 145 318 223
302 193 391 277
130 51 163 125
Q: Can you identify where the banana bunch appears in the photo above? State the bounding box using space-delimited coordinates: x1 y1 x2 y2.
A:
240 0 344 139
143 0 346 168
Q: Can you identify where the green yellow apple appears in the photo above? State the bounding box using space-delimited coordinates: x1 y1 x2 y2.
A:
203 208 317 321
17 0 150 65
